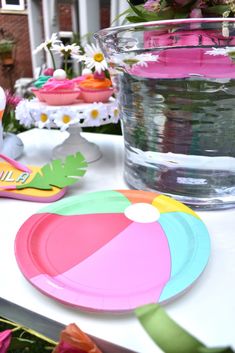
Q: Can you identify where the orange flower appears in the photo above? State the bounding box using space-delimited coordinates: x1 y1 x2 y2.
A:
53 323 102 353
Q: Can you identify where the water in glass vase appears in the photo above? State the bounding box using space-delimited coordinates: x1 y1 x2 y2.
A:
95 18 235 209
119 72 235 209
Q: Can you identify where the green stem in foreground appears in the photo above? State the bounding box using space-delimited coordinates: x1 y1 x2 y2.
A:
64 53 69 76
48 48 56 70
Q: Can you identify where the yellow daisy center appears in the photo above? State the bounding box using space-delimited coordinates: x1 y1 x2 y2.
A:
114 108 119 117
40 113 48 122
123 58 139 66
90 109 99 119
93 53 104 62
62 115 71 124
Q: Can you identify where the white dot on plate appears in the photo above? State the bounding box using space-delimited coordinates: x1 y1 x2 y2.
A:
124 203 160 223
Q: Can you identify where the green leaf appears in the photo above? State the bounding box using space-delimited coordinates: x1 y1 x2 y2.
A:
135 304 235 353
203 5 229 15
126 15 147 23
198 348 234 353
127 0 148 20
135 304 203 353
111 8 132 25
126 1 176 22
17 152 87 190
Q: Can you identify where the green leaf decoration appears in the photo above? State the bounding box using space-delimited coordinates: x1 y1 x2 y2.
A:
135 304 234 353
198 348 234 353
16 152 87 191
203 5 230 15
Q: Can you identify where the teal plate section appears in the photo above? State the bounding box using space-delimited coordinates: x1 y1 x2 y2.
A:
37 190 132 215
159 212 210 302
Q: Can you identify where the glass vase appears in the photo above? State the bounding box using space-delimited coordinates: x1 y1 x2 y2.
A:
95 18 235 209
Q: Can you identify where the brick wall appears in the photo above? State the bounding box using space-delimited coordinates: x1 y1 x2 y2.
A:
59 4 72 31
59 3 110 33
0 2 110 91
0 13 32 90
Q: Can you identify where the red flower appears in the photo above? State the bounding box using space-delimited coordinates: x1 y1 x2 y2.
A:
53 324 102 353
0 330 12 353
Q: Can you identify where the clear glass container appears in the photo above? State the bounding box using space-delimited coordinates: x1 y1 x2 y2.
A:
95 18 235 209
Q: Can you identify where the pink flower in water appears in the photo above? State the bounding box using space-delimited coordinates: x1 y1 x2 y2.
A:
143 0 160 12
0 330 12 353
190 8 203 17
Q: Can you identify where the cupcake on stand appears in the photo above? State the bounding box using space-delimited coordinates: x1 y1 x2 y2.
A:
32 69 80 105
17 70 118 162
79 71 114 103
16 36 118 162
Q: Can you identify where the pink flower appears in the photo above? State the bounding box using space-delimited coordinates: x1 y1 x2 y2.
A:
43 68 54 76
53 341 85 353
93 71 106 80
0 330 12 353
190 8 203 17
5 90 21 108
143 0 160 12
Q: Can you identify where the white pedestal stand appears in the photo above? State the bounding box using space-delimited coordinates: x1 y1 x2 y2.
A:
15 98 119 163
52 126 102 163
1 132 24 159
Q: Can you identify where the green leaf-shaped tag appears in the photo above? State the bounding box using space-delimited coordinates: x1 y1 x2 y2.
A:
16 152 87 191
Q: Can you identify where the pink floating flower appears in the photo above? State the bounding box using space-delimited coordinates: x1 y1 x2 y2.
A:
190 8 203 18
0 330 12 353
144 0 160 12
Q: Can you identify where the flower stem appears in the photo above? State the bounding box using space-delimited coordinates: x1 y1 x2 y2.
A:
48 49 56 70
64 54 68 76
11 326 22 332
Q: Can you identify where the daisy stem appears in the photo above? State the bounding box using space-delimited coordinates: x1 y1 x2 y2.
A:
64 54 69 76
48 49 56 70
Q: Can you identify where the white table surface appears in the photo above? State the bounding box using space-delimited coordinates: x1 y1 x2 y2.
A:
1 128 235 353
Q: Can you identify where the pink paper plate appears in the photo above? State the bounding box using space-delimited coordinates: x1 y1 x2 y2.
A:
14 190 210 312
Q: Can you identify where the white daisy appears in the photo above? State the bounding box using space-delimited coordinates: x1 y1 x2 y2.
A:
110 53 158 68
31 108 51 129
84 103 107 127
53 108 78 131
71 53 86 63
33 33 61 54
109 104 120 123
206 47 235 57
52 43 81 56
15 100 33 128
83 43 108 73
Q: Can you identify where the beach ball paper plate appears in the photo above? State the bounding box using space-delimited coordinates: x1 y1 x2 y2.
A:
15 190 210 312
